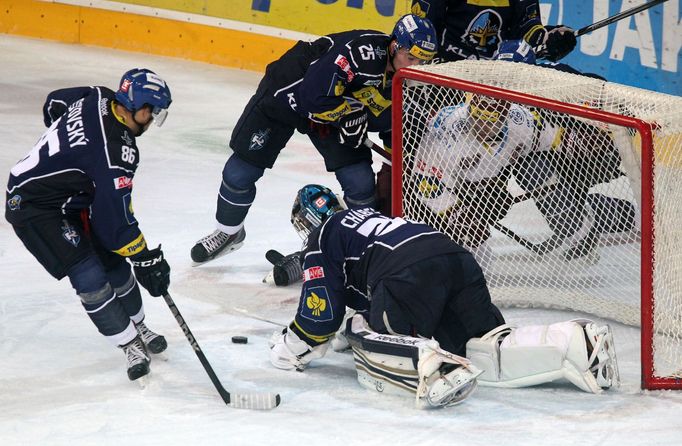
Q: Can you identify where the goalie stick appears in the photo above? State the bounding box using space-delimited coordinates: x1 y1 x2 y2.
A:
162 293 281 410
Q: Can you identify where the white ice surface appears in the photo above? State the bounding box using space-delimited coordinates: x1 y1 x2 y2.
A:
1 35 681 446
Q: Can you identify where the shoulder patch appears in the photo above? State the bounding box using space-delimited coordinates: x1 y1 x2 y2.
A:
299 286 334 322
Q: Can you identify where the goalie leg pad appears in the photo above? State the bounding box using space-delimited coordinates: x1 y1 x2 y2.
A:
346 315 481 408
466 320 619 393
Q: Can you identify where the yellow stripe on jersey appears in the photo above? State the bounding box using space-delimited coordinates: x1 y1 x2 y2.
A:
552 127 566 150
352 87 392 117
468 0 510 7
293 320 335 344
114 234 147 257
311 101 352 122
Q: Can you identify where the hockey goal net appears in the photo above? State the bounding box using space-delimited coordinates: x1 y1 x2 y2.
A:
392 61 682 390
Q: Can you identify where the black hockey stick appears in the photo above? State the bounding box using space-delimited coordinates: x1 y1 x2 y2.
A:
162 292 281 410
574 0 668 37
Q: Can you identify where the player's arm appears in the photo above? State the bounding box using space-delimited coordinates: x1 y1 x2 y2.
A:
42 86 97 127
89 137 170 297
516 0 576 62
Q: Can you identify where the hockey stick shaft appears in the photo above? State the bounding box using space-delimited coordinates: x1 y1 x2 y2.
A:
575 0 668 37
162 293 281 409
364 139 391 165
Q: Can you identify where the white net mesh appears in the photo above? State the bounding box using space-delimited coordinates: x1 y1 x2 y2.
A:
397 61 682 382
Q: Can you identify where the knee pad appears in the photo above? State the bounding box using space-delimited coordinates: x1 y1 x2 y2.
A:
221 154 265 200
335 162 376 208
67 256 112 304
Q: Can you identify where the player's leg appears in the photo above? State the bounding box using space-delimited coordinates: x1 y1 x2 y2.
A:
191 87 296 263
11 215 149 380
344 314 482 409
98 245 167 354
308 130 376 209
466 319 620 393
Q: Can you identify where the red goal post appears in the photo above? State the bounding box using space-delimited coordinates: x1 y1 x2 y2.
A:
391 61 682 390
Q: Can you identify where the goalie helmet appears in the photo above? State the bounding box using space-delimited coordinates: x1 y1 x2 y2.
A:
115 68 172 126
291 184 344 239
391 14 438 63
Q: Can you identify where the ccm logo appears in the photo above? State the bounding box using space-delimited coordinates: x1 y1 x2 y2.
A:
132 256 162 267
304 266 325 281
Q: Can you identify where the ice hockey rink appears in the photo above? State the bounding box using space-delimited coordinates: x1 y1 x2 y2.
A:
1 34 681 445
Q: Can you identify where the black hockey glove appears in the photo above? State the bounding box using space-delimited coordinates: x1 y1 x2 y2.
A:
337 108 369 149
265 250 303 286
538 26 576 62
131 245 171 297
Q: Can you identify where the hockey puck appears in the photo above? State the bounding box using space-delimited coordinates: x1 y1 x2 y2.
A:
231 336 248 344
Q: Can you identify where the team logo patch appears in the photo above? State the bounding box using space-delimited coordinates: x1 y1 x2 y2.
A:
61 220 80 247
7 194 21 211
509 108 525 125
114 176 133 189
249 128 271 151
300 286 333 322
303 266 325 282
121 131 133 146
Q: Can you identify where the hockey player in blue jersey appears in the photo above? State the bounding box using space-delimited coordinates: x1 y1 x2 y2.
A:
190 14 438 264
6 68 173 381
410 0 576 62
268 185 619 408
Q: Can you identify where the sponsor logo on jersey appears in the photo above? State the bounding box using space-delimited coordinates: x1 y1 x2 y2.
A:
249 128 271 151
509 107 525 125
303 266 324 282
334 55 355 82
99 98 109 116
300 286 333 321
7 194 21 211
61 220 80 247
114 176 133 189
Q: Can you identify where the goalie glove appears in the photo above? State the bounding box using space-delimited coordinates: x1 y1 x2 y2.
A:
535 25 577 62
263 250 302 286
337 108 369 149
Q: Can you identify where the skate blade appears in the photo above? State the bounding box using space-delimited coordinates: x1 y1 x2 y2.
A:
152 351 169 362
136 375 150 389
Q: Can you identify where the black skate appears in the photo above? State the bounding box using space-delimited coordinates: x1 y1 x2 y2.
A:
136 321 167 354
121 336 150 381
191 228 246 264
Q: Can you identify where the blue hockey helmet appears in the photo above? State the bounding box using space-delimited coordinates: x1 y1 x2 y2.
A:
391 14 438 63
115 68 172 126
494 40 537 64
291 184 344 239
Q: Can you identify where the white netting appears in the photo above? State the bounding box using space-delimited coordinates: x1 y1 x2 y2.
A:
397 61 682 382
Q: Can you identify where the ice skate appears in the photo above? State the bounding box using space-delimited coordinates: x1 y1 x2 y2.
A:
136 321 167 354
191 228 246 264
121 336 150 381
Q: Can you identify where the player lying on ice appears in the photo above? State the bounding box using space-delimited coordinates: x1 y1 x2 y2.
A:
268 184 620 409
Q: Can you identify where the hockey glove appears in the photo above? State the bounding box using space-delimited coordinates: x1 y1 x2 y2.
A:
538 26 576 62
268 326 329 371
265 250 303 286
337 108 369 149
131 245 171 297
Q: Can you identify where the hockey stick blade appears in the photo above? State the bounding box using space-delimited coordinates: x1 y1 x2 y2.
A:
162 293 281 409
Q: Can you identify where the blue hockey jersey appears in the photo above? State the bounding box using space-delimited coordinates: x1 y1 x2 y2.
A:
6 86 148 257
291 208 467 345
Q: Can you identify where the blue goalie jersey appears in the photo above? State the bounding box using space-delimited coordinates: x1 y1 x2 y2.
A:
291 208 467 345
5 86 148 257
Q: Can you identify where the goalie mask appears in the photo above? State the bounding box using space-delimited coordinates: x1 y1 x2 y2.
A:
291 184 344 240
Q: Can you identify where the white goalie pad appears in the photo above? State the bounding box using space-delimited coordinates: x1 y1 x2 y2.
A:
345 315 482 409
466 319 619 393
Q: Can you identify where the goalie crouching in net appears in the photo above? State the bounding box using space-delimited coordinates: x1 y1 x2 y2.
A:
410 40 636 265
268 185 619 409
